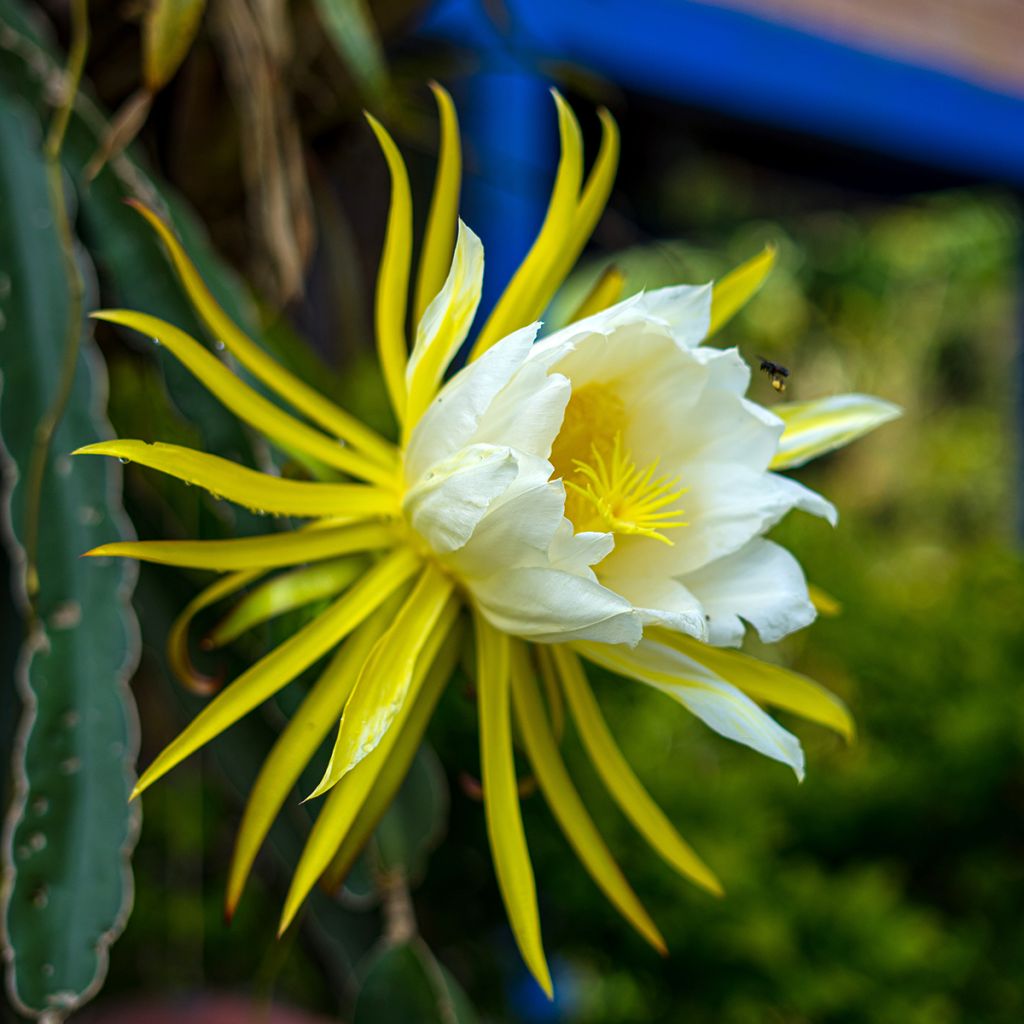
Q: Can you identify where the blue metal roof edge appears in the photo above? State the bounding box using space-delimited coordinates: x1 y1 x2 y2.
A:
420 0 1024 186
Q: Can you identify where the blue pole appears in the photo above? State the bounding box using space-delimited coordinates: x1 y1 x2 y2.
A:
453 65 556 327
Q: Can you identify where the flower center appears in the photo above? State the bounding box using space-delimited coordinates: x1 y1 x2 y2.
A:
550 383 688 545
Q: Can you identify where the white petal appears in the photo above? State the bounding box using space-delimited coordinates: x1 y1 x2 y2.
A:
535 283 712 356
471 567 642 645
472 362 571 461
448 456 567 575
625 348 780 473
578 638 805 779
406 219 484 392
597 570 708 639
654 675 805 780
683 538 816 646
403 444 518 554
405 322 539 481
628 284 713 348
771 393 902 469
548 520 615 575
605 463 836 581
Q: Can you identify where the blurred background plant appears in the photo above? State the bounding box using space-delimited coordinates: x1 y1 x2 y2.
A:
1 0 1022 1022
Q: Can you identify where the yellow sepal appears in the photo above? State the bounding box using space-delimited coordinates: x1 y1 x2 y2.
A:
553 645 723 896
509 641 666 955
130 547 420 800
476 613 552 998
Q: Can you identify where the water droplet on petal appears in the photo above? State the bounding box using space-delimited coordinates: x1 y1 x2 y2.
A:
151 336 161 346
118 457 130 465
214 339 226 351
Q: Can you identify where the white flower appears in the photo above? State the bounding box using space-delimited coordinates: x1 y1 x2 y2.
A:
402 243 880 777
82 92 902 995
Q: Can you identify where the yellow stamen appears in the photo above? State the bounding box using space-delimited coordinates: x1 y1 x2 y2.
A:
566 434 688 545
550 383 687 545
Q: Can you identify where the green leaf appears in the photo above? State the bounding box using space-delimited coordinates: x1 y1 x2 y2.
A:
0 96 140 1018
312 0 390 104
354 940 478 1024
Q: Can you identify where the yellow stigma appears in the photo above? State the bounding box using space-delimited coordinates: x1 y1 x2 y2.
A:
550 384 688 545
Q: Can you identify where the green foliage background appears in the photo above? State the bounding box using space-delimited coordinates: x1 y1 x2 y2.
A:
2 1 1022 1021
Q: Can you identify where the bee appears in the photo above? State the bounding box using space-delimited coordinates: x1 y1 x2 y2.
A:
757 355 790 393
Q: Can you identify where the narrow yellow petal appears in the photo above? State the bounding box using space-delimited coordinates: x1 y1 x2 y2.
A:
413 81 462 326
808 583 842 617
651 629 854 742
131 546 420 799
279 599 461 931
168 570 263 694
206 556 368 648
553 645 723 896
471 90 583 360
366 113 413 422
509 641 666 954
85 521 396 571
545 106 621 312
534 644 565 741
319 617 463 895
75 440 398 519
568 264 626 323
404 220 484 435
708 245 776 336
475 613 552 998
126 200 396 466
770 394 902 470
225 592 402 917
93 310 393 486
308 563 456 796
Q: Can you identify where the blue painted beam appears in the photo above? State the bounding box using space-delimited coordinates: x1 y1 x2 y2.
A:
422 0 1024 187
452 66 555 324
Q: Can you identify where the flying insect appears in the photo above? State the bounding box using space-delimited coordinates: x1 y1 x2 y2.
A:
757 355 790 393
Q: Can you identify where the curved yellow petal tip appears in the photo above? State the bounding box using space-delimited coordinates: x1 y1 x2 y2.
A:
123 196 151 215
277 903 298 938
71 442 109 457
537 971 554 1001
298 783 328 806
427 79 451 102
808 583 842 617
128 783 143 802
88 309 129 325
